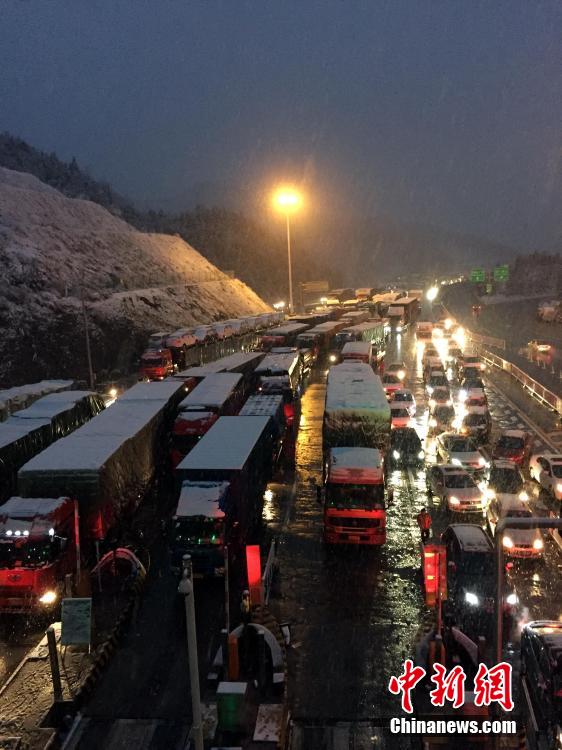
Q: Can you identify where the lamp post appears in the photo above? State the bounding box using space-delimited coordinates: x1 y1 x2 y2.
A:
274 188 302 314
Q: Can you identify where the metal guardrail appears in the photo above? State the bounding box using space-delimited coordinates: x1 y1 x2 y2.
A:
476 345 562 415
466 329 506 351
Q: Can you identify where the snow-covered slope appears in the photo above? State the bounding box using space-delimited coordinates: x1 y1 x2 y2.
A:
0 167 270 385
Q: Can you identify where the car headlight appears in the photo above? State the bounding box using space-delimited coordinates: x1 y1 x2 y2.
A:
418 450 425 459
427 386 434 394
329 354 337 362
533 538 544 551
506 593 519 606
429 418 437 427
451 458 462 466
447 399 453 406
397 370 405 380
486 488 496 499
518 491 529 502
478 457 486 466
449 496 461 506
465 592 479 606
502 536 514 549
429 399 436 408
557 483 562 493
396 326 402 333
39 590 58 605
393 450 401 460
459 390 467 401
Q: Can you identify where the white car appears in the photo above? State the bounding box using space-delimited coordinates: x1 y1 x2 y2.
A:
486 497 544 558
429 387 452 409
436 433 488 472
391 389 416 416
426 464 485 512
390 404 413 429
529 454 562 500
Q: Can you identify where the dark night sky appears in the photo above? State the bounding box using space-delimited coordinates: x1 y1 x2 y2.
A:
1 1 561 248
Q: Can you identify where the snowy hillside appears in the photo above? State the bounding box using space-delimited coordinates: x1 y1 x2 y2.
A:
0 167 270 385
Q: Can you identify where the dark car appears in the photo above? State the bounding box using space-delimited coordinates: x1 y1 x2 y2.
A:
492 430 532 466
388 428 424 468
461 411 492 443
441 524 495 639
520 621 562 737
428 404 456 435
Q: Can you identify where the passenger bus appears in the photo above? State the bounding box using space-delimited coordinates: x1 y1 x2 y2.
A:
171 373 245 466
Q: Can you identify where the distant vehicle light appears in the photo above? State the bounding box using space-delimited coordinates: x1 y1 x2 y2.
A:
428 418 437 427
396 326 403 333
486 488 496 499
397 370 405 380
429 399 436 409
465 592 479 606
329 354 337 363
459 390 467 401
502 536 514 549
478 457 486 466
109 387 118 399
557 483 562 494
506 593 519 606
418 450 425 460
449 496 461 506
518 491 529 502
533 538 544 551
451 458 462 466
393 450 401 460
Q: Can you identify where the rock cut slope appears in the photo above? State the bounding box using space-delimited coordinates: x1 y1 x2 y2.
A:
0 167 270 385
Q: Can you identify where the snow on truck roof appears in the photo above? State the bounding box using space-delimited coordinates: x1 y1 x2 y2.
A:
342 341 371 355
325 363 389 415
264 323 308 336
328 447 383 484
118 380 185 402
239 394 283 418
175 351 264 379
0 496 69 519
175 481 229 519
7 391 98 420
256 353 300 374
19 398 169 474
179 373 242 410
177 416 270 472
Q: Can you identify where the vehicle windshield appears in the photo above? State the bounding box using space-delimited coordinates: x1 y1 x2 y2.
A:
506 509 532 519
463 379 484 389
489 468 523 492
173 516 223 543
465 414 486 426
388 363 405 371
326 483 385 510
392 408 410 418
0 538 63 568
464 357 480 364
434 406 454 420
430 376 446 386
449 438 477 452
142 357 164 366
392 431 421 450
383 375 399 384
552 464 562 478
496 436 524 451
444 474 476 489
392 392 412 402
466 398 486 407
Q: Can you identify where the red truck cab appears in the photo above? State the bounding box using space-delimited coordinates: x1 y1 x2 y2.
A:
322 447 387 545
0 496 76 614
139 348 174 381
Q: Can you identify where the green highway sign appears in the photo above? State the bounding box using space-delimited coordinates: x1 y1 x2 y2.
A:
493 264 509 281
470 268 486 283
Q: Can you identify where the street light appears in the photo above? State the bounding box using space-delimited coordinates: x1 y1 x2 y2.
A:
273 187 302 313
426 286 439 302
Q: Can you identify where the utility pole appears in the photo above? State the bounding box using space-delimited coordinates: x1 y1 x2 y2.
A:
178 555 204 750
79 285 95 390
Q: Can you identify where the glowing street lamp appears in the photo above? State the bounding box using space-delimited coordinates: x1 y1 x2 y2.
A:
273 187 302 313
426 286 439 302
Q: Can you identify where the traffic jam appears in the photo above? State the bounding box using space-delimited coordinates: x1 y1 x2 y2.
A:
0 296 560 748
